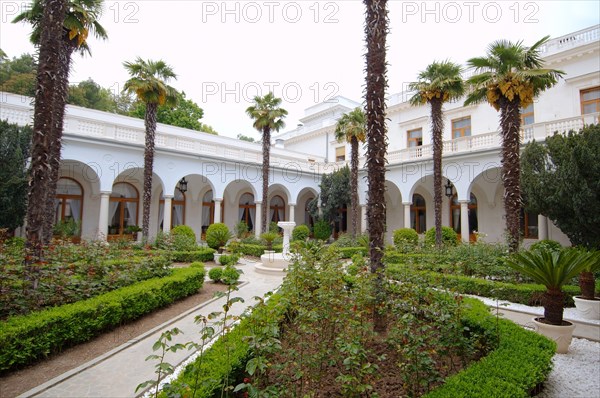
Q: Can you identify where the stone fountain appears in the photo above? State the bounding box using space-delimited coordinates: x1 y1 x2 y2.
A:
254 221 295 275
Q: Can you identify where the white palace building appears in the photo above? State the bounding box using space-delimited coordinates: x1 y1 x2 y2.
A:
2 25 599 246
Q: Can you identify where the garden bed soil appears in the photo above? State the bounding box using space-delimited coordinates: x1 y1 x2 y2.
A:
0 282 227 398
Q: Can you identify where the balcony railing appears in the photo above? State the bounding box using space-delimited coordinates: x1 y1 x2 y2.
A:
0 92 323 173
383 113 599 166
538 25 599 56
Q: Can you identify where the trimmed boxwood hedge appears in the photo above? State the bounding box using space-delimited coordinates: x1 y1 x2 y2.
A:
0 268 206 373
234 243 283 257
165 294 287 397
338 246 368 258
425 298 555 397
387 263 584 307
160 248 215 262
163 293 554 397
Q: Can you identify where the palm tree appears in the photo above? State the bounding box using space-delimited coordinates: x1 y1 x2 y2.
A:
409 61 464 248
15 0 107 244
246 93 287 233
123 58 178 241
364 0 389 333
465 37 563 252
334 107 366 239
20 0 68 255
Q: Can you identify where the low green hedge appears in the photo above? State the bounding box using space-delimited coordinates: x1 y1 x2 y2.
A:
160 248 215 262
387 263 583 307
426 298 555 397
0 268 206 373
234 243 283 257
165 294 287 397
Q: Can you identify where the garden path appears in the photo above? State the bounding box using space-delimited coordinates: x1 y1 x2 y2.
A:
17 258 284 398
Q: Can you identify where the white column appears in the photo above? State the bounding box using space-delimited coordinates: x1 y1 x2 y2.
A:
460 201 470 243
163 196 173 233
213 199 222 223
403 202 412 229
538 214 549 240
97 192 111 240
289 204 295 223
361 205 368 233
255 202 262 238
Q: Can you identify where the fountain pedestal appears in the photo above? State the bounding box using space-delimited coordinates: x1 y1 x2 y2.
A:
254 221 295 275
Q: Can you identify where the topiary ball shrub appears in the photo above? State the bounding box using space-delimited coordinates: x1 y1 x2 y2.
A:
171 225 197 251
313 220 332 241
219 254 239 266
292 224 310 241
221 266 241 285
530 239 562 253
206 223 232 252
424 226 458 247
190 261 205 270
393 228 419 253
208 267 222 283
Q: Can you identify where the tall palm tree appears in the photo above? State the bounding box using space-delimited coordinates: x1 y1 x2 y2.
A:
21 0 68 255
364 0 389 333
465 37 563 252
123 58 178 241
334 107 366 239
14 0 107 244
409 61 464 248
246 93 287 233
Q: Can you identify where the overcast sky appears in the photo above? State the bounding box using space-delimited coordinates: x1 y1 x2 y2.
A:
1 1 599 138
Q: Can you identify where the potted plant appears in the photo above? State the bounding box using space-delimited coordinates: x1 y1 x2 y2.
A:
573 251 600 320
505 248 596 353
261 231 278 252
206 223 232 260
124 225 142 240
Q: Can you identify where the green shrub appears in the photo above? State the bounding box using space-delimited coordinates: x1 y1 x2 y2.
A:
206 223 232 252
167 295 286 397
171 225 197 251
292 224 310 241
153 231 173 250
0 268 205 372
234 221 249 239
313 220 332 241
260 232 278 250
268 221 280 233
393 228 419 252
219 254 239 266
338 247 368 259
190 262 205 270
530 239 562 253
208 267 223 282
165 248 215 263
426 298 555 398
386 263 584 307
424 226 458 247
356 233 370 249
221 266 241 285
240 235 262 245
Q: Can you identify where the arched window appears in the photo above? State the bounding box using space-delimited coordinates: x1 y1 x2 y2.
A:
109 182 139 236
239 192 256 231
450 193 478 240
410 194 426 233
270 195 286 224
201 190 224 235
305 197 315 229
158 189 186 230
54 178 83 235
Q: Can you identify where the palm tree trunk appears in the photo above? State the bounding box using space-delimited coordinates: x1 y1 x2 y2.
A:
364 0 389 333
262 127 271 233
350 136 359 239
26 0 68 258
142 103 158 241
43 41 74 245
579 271 596 300
431 98 444 249
543 287 565 325
499 98 522 252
